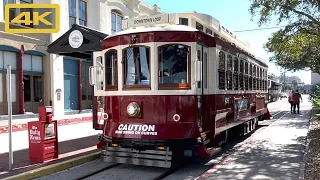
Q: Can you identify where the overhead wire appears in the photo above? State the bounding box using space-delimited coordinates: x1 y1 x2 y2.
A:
233 26 287 32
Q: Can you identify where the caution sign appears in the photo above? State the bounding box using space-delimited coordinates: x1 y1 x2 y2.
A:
115 124 157 136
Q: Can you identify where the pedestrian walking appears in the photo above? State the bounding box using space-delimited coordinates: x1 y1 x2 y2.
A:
288 90 294 113
292 90 302 114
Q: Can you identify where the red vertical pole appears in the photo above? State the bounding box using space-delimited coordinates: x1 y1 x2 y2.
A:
92 96 98 129
78 59 82 111
18 45 25 114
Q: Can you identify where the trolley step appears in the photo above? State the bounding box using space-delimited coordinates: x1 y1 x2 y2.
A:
101 146 172 168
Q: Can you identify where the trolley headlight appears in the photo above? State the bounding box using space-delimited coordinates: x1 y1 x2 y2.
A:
127 102 140 117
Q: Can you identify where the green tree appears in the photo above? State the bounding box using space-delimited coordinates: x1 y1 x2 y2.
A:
249 0 320 73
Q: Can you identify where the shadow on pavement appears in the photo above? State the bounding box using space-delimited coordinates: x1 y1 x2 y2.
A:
0 135 98 179
167 109 310 180
203 109 309 180
201 140 305 180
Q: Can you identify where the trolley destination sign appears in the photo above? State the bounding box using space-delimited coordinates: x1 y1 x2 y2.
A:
133 16 163 25
126 14 169 27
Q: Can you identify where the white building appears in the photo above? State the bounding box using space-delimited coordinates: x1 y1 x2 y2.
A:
0 0 163 117
311 72 320 85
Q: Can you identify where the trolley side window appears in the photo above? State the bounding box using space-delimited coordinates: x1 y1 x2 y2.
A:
249 63 253 90
264 70 268 91
218 51 226 90
105 50 118 90
239 60 244 90
226 54 233 90
245 62 249 90
123 46 151 89
158 44 190 90
257 67 260 90
233 57 239 90
253 65 256 90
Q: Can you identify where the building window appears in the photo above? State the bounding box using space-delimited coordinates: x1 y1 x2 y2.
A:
0 51 17 103
0 51 17 70
123 46 150 89
0 51 17 102
80 60 87 100
3 0 16 23
196 22 203 31
22 54 43 72
68 0 87 28
69 0 76 27
79 0 87 26
179 18 188 25
33 76 42 102
24 75 31 102
22 54 43 103
19 0 33 27
0 74 2 103
81 60 92 102
111 10 123 35
205 28 212 35
158 44 190 89
105 50 118 90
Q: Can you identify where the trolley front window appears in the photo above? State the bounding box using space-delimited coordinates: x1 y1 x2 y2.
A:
105 50 118 90
123 46 150 89
158 44 190 90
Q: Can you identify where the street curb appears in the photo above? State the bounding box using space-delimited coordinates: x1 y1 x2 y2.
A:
2 152 100 180
0 116 92 134
298 110 313 180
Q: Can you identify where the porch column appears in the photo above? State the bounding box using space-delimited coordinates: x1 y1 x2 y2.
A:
49 0 69 118
78 59 82 111
18 45 24 114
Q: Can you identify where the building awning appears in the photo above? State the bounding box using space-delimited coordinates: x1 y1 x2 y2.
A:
46 24 108 59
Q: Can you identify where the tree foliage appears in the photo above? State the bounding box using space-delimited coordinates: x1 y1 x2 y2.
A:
249 0 320 73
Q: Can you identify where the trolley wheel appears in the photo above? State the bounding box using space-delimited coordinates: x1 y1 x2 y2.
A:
217 130 229 146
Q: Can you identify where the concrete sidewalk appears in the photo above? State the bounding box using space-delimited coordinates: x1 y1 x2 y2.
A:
199 96 312 180
0 122 101 179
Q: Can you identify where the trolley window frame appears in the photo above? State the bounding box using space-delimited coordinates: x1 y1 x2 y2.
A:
104 49 118 91
122 45 152 90
157 43 191 90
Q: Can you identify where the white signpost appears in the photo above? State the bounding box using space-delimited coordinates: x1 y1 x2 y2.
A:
6 64 13 170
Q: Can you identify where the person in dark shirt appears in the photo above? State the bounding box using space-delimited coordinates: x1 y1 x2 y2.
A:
292 90 302 114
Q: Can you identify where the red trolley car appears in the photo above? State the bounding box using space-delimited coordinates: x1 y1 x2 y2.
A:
89 16 270 168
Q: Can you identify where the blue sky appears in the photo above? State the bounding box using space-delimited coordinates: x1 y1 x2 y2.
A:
144 0 311 84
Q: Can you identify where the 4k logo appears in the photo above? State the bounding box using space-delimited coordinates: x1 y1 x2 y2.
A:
5 4 60 34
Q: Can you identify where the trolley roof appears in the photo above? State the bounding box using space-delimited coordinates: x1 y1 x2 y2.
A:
104 25 199 39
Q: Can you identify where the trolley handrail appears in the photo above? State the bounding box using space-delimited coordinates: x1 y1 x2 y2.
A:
89 66 95 85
